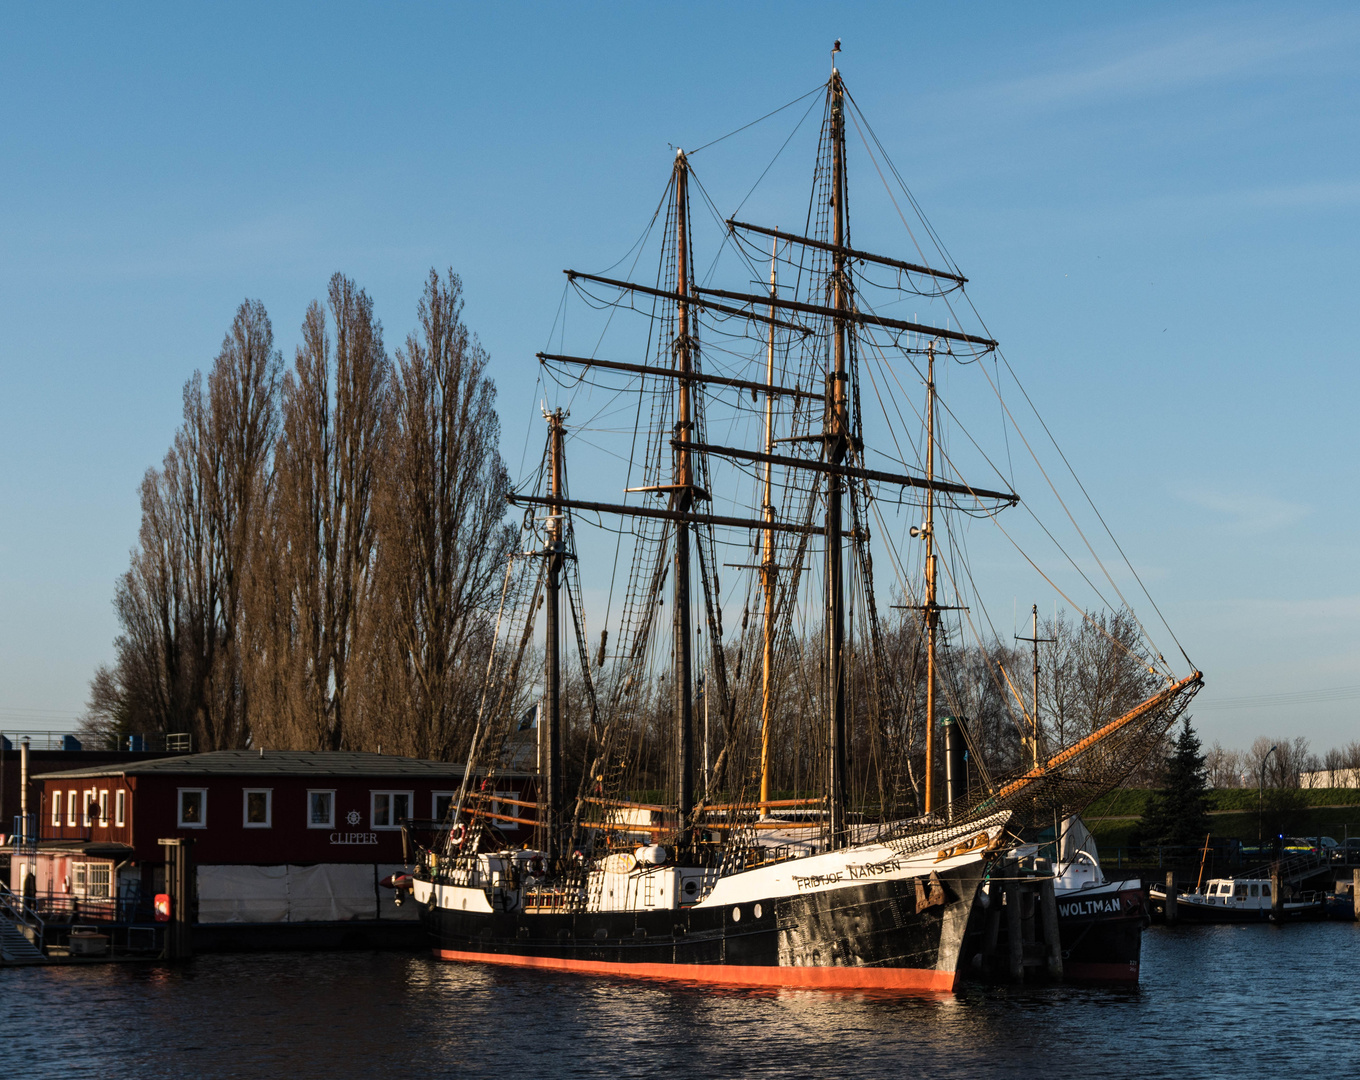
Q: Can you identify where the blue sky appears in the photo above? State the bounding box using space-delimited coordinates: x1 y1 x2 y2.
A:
2 2 1358 753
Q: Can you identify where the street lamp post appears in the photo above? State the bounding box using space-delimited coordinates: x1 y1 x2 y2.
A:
1259 744 1278 851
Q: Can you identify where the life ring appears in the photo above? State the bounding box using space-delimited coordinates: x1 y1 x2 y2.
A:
450 822 466 847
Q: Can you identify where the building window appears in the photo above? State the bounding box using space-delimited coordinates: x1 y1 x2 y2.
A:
492 791 520 832
71 862 111 899
98 790 109 825
115 790 126 827
432 791 457 822
52 791 62 828
243 789 272 828
371 791 413 830
307 790 335 829
67 791 78 827
83 789 97 826
178 788 208 828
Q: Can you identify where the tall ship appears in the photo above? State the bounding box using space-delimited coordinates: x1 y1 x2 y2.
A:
408 56 1201 991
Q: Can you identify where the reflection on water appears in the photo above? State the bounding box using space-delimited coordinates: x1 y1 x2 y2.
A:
4 922 1358 1078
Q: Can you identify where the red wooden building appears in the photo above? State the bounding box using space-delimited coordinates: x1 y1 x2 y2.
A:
14 750 530 949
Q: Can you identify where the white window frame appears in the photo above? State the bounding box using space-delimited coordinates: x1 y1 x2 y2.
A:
432 790 457 822
307 789 335 829
71 861 111 899
67 790 78 827
370 790 414 830
242 788 273 829
177 787 208 829
83 788 97 826
492 790 520 832
115 789 126 828
52 790 62 828
98 789 109 825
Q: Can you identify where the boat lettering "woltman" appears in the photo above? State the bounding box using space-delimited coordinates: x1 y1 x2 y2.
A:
1058 897 1122 917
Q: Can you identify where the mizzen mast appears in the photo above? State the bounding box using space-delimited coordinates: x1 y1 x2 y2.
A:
540 408 567 865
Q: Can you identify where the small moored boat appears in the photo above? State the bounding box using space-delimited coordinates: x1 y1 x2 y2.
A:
1149 877 1325 923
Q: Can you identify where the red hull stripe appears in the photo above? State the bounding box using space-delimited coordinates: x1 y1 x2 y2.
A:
1061 961 1139 984
436 948 957 992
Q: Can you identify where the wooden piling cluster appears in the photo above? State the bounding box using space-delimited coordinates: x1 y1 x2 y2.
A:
978 861 1064 984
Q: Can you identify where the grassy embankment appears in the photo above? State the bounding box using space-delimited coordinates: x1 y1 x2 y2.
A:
1085 788 1360 850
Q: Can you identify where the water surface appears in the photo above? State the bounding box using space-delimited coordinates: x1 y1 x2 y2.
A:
4 922 1356 1077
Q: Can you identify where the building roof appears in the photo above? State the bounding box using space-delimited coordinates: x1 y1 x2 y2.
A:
34 749 513 781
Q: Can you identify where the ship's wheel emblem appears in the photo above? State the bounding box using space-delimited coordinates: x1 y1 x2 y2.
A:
346 810 361 826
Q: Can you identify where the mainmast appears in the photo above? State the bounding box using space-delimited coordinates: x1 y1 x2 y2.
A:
826 70 850 849
540 408 567 864
760 240 778 817
923 342 938 816
673 149 696 849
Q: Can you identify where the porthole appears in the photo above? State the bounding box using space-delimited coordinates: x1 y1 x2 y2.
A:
753 903 763 919
732 906 742 922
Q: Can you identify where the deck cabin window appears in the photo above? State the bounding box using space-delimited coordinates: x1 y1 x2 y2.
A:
67 791 78 827
52 791 62 827
1234 884 1247 899
71 861 111 899
1262 883 1271 898
307 790 335 829
371 791 413 830
115 790 126 827
243 789 273 828
1250 884 1260 897
99 790 109 825
178 788 208 828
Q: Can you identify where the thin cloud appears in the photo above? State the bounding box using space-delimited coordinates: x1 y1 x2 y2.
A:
973 14 1355 113
1178 489 1309 533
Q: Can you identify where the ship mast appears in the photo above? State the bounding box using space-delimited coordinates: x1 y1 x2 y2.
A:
923 342 938 815
540 408 566 864
1015 604 1056 771
673 150 696 849
760 241 778 817
826 69 850 849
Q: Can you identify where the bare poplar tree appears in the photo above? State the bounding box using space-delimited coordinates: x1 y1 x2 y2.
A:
247 275 387 751
367 269 514 758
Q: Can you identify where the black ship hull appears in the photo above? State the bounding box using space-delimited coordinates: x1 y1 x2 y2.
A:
1053 878 1145 983
418 859 989 991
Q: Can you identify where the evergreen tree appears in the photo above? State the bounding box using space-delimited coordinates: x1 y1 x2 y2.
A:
1136 717 1211 849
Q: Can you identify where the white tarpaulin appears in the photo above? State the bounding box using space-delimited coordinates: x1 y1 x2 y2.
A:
197 863 413 924
287 863 376 922
197 864 290 924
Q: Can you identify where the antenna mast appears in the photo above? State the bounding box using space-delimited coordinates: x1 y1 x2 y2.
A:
1015 603 1056 771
